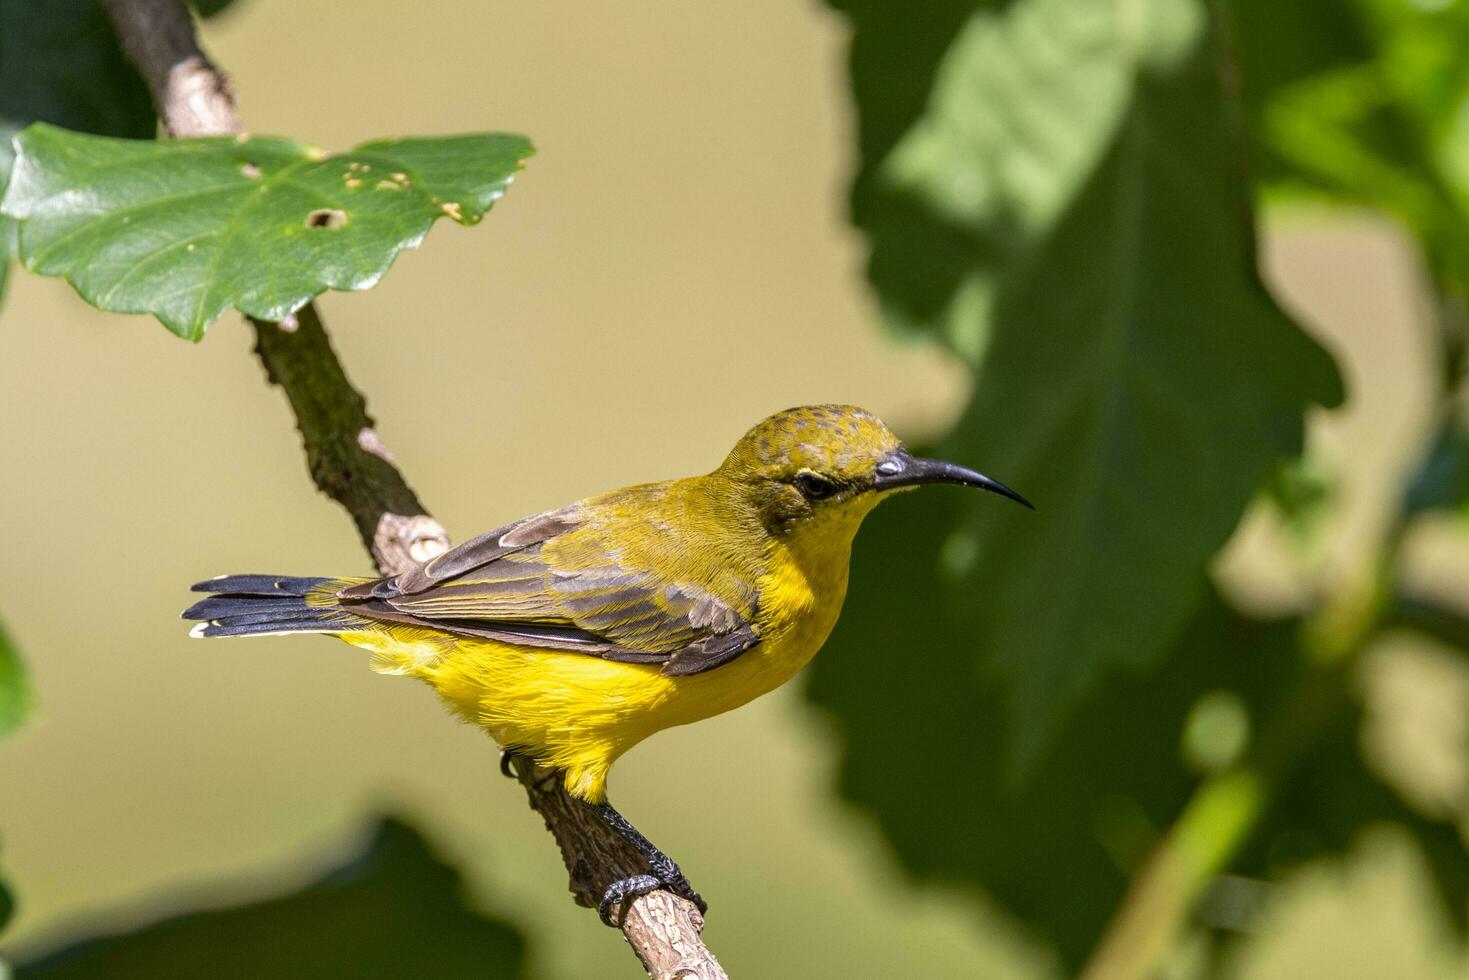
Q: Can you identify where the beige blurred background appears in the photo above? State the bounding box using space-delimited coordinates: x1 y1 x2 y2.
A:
0 2 1461 977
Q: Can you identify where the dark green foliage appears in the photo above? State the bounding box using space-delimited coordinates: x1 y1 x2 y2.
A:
1405 415 1469 518
0 0 154 152
0 617 27 940
826 0 983 341
1232 0 1469 310
15 818 529 979
0 833 14 936
187 0 244 17
0 615 26 740
1237 697 1469 937
811 488 1302 963
814 0 1469 969
0 0 154 313
824 0 1341 777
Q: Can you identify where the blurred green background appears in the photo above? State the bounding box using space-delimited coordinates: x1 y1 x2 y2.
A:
2 0 1469 977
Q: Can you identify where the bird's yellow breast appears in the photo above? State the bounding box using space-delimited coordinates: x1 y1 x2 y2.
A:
344 498 870 803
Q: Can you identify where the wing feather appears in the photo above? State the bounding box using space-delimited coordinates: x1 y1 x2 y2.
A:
338 503 759 675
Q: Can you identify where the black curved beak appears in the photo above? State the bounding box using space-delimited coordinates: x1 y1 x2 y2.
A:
872 449 1034 509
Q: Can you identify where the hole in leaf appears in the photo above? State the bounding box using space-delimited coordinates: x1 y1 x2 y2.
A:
241 162 262 179
306 209 348 230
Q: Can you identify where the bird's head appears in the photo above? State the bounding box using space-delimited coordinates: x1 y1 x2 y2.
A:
716 404 1031 539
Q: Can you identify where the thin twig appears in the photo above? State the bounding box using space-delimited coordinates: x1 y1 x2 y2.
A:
101 2 726 975
248 306 449 574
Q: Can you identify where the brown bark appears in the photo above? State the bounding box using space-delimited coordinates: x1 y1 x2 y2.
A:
248 307 449 573
100 2 727 975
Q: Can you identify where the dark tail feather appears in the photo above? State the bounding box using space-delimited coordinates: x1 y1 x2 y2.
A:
189 574 331 596
183 596 311 619
184 574 365 639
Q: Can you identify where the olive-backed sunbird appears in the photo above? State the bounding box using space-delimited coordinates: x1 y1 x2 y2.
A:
184 404 1030 922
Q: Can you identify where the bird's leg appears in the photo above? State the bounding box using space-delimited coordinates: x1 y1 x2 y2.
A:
589 799 707 926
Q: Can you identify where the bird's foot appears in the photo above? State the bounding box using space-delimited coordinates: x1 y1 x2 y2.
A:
677 880 708 916
598 873 662 926
645 853 707 915
588 797 709 926
598 870 707 926
498 748 521 779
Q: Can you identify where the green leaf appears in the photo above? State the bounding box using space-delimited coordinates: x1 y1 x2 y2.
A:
825 0 987 350
0 616 28 741
15 817 528 979
831 0 1341 774
1231 0 1469 305
809 545 1302 966
187 0 245 17
1 875 13 937
0 212 13 311
0 0 153 147
1234 699 1469 941
1403 414 1469 518
2 126 533 340
1387 592 1469 662
875 0 1139 360
1 829 14 936
0 0 154 316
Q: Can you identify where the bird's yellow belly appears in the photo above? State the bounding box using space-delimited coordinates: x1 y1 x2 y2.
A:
346 549 848 803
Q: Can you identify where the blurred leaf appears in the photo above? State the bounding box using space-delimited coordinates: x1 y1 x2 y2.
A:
1 829 14 937
826 0 990 351
187 0 244 17
16 817 528 979
0 0 154 316
0 0 153 146
1232 0 1469 302
1404 414 1469 517
1264 456 1336 542
818 0 1344 957
1234 697 1469 937
0 214 12 311
0 616 28 740
871 0 1142 359
842 0 1340 773
1227 0 1374 132
1181 690 1251 775
2 125 533 340
1386 592 1469 659
809 514 1301 967
1 877 13 937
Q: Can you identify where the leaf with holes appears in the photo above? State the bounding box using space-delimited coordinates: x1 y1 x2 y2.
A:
1 125 533 339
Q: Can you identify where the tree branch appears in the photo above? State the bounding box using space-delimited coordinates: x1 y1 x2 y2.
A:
100 0 236 138
102 2 726 975
248 307 449 574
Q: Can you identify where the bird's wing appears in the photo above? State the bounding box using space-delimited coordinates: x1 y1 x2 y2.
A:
336 505 759 677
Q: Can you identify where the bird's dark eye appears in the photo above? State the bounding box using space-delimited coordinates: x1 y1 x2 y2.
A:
794 471 838 500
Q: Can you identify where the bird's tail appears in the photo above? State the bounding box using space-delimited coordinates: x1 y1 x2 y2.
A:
183 574 370 638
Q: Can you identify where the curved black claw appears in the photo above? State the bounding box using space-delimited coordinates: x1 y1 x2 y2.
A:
646 855 707 915
498 749 520 779
675 880 708 916
588 798 708 923
599 874 663 926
